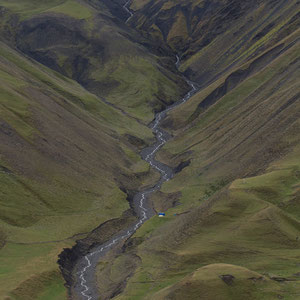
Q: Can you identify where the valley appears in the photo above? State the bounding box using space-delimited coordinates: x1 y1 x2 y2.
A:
0 0 299 300
69 56 196 300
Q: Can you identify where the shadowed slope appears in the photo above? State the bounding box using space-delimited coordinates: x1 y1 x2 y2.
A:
93 2 300 299
0 1 192 298
0 40 158 299
129 0 299 86
0 0 189 122
153 264 283 300
0 0 299 299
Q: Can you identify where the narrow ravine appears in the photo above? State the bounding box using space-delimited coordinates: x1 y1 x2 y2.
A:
73 54 197 299
71 4 197 299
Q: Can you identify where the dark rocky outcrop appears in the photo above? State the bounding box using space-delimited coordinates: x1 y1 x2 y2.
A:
188 41 296 122
58 210 136 294
219 274 235 285
0 165 12 174
174 159 191 174
124 134 147 149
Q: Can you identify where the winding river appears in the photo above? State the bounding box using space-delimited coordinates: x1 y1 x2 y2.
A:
73 4 197 299
74 54 196 299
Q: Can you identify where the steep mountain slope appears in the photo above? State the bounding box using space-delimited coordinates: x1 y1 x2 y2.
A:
92 0 300 299
0 39 156 299
0 0 188 122
0 1 190 299
129 0 299 86
0 0 299 299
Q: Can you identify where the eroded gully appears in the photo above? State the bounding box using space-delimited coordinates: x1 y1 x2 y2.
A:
73 53 197 299
73 5 197 299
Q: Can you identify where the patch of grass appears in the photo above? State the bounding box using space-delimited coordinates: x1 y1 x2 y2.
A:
46 0 93 20
110 132 300 300
163 38 300 154
0 0 65 19
0 41 156 299
0 86 39 140
167 10 188 47
35 277 66 300
0 42 154 141
0 243 69 300
0 69 26 87
0 0 93 20
103 38 300 300
0 169 131 242
152 264 283 300
176 0 299 86
233 10 299 63
91 55 182 122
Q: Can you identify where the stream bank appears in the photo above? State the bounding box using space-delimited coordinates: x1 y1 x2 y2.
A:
67 56 196 299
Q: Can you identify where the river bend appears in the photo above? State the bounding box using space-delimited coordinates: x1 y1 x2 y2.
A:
74 56 197 299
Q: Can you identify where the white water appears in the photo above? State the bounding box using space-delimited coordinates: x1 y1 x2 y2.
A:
76 9 197 300
77 73 196 300
123 0 133 23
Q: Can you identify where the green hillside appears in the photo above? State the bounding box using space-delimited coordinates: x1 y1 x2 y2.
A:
0 39 158 299
93 0 300 299
130 0 299 85
0 0 185 297
0 0 188 122
0 0 299 299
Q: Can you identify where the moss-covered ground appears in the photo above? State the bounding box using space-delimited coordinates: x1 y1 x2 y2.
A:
95 27 300 299
0 0 299 299
0 31 157 300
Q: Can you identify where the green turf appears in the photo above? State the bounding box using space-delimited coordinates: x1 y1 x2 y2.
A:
0 0 93 20
91 55 183 122
0 0 299 299
0 0 65 19
112 149 300 299
97 31 300 299
46 0 93 19
0 242 70 299
0 38 156 299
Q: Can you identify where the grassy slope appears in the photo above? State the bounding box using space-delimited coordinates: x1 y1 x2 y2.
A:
179 0 300 84
0 0 190 297
0 38 159 299
153 264 285 300
0 0 94 20
0 0 299 299
93 8 300 299
130 0 299 86
0 0 188 123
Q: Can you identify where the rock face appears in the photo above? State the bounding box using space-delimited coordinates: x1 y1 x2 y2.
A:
174 159 191 174
58 211 136 296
